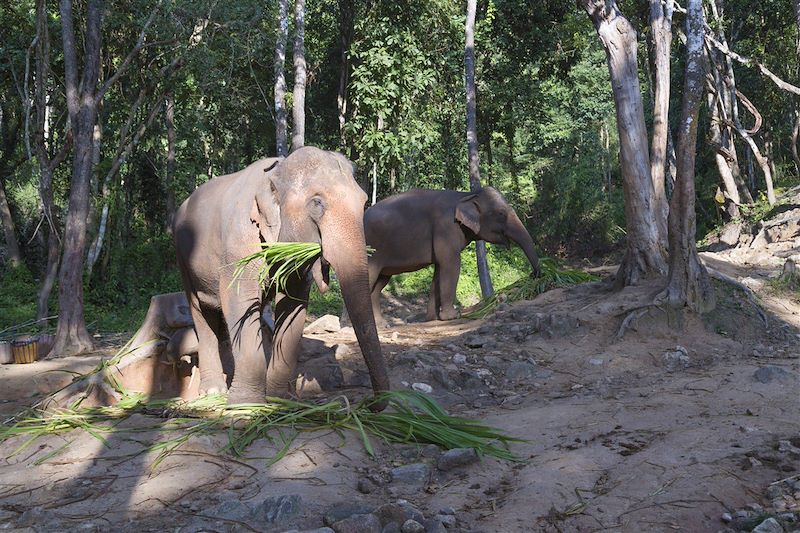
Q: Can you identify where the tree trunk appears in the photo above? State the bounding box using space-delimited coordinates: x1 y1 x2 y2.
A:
579 0 666 288
708 88 741 219
33 0 67 324
53 0 102 356
708 0 754 205
792 110 800 176
291 0 306 151
465 0 493 299
648 0 672 244
337 0 354 150
0 178 22 267
274 0 289 157
165 92 176 232
656 0 715 313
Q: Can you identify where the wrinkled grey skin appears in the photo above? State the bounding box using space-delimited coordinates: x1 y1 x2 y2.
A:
365 187 540 324
174 147 389 406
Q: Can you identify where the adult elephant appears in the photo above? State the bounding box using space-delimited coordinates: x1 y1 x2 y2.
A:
174 147 389 406
365 187 540 325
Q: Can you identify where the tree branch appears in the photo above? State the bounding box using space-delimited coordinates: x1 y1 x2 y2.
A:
95 4 161 102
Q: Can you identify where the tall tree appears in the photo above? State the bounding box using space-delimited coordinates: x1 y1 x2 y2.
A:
656 0 714 312
54 0 103 356
165 91 176 232
648 0 673 239
336 0 354 150
465 0 493 298
32 0 71 323
0 94 23 268
292 0 306 150
274 0 289 157
579 0 667 288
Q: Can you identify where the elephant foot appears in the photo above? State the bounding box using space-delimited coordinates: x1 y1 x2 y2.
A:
438 307 460 321
199 374 228 397
227 387 267 405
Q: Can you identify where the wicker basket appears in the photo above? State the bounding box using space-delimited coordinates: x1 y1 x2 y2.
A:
12 339 38 364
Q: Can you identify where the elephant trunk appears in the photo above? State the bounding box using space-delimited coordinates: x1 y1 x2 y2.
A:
321 221 390 411
506 211 541 277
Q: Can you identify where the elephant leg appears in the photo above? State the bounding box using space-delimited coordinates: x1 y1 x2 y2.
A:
371 275 391 328
436 256 461 320
189 303 227 395
221 280 269 404
426 266 441 321
266 285 310 396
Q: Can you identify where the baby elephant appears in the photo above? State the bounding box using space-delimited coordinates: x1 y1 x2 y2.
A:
365 187 540 324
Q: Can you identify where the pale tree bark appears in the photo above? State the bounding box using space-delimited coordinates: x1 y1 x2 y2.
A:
648 0 673 243
466 0 493 299
792 111 800 175
54 0 102 356
291 0 306 151
656 0 715 313
0 98 23 267
165 91 176 231
274 0 289 157
33 0 71 323
579 0 666 288
337 0 354 150
0 180 22 267
707 83 741 219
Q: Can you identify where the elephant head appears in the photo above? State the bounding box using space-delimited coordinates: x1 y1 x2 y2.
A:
255 147 390 406
454 187 541 277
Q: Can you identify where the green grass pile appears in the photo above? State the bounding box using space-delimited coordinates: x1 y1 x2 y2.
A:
1 390 524 467
231 242 322 294
464 257 599 319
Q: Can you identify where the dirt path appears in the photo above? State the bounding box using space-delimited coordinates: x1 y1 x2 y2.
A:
0 260 798 532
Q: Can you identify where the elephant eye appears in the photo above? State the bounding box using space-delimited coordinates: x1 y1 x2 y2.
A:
308 195 326 220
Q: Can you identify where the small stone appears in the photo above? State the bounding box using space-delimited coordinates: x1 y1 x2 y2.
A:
505 361 536 381
324 503 376 527
752 517 785 533
430 368 457 390
390 463 430 486
753 366 795 384
411 382 433 394
374 503 424 527
381 523 401 533
400 520 425 533
251 494 301 524
438 507 455 516
663 347 690 371
335 344 353 360
721 512 733 523
358 478 376 494
768 485 787 500
452 353 467 365
437 448 479 471
589 358 604 366
436 514 457 528
421 518 447 533
332 513 382 533
778 440 800 456
305 314 341 334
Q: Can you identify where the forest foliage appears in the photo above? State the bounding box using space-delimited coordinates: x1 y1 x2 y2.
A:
0 0 798 334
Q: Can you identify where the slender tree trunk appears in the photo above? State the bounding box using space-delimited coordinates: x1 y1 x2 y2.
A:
165 92 176 232
33 0 67 325
274 0 289 157
648 0 672 244
291 0 306 151
708 87 741 219
580 0 666 288
337 0 354 150
53 0 102 356
656 0 714 313
0 178 22 267
465 0 493 298
792 110 800 175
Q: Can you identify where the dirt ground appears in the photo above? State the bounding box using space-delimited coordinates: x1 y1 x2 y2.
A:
1 243 799 532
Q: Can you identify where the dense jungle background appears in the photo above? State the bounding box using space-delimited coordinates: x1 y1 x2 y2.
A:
1 0 798 335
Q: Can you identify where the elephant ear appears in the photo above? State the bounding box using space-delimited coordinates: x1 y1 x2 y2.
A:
250 177 281 242
455 194 481 235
